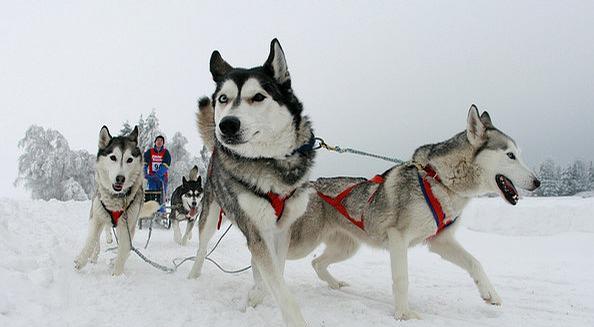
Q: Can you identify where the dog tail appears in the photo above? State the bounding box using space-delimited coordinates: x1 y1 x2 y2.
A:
139 200 161 218
197 97 216 151
188 165 199 181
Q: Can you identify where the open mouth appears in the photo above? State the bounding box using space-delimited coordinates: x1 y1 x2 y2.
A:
112 183 124 192
496 174 519 205
189 206 197 217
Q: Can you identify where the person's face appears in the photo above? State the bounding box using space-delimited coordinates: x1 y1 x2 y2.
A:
155 138 164 148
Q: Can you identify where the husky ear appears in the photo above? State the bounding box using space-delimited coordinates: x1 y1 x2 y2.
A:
210 51 233 82
182 176 188 187
480 111 494 128
189 165 199 181
128 126 139 143
466 105 487 147
99 126 112 149
264 38 290 84
196 175 202 185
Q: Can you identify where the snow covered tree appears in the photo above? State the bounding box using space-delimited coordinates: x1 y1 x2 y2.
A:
534 159 561 197
120 121 133 136
61 178 89 201
571 160 590 194
559 165 576 196
589 162 594 191
15 125 94 201
138 110 163 152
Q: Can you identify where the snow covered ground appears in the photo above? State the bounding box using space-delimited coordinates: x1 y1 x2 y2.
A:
1 197 593 327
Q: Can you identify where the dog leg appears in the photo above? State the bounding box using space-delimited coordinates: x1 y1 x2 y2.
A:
104 224 113 244
112 220 133 276
74 218 103 270
187 200 219 279
188 220 194 241
312 232 359 289
387 228 420 320
244 256 267 309
90 236 100 264
172 219 182 244
250 238 306 327
181 220 195 246
428 233 502 305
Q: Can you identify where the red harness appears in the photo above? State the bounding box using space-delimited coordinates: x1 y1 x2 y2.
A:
217 191 295 230
109 210 124 227
317 166 456 236
317 175 385 231
417 165 457 236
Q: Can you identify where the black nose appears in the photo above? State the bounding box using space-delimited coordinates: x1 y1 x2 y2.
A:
116 175 125 184
219 116 241 136
191 202 197 207
533 178 541 189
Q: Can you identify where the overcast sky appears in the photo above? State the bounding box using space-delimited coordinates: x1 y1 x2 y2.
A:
1 1 593 198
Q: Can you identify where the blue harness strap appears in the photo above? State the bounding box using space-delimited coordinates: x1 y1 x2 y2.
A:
417 167 457 236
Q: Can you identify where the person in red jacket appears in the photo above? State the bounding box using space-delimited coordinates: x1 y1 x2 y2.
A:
144 135 171 204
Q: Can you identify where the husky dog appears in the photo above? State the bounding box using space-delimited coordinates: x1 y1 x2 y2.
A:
169 166 203 245
188 39 316 326
74 126 160 276
204 105 540 320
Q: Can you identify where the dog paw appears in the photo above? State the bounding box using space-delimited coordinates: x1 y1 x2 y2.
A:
187 270 201 279
328 280 349 289
74 259 86 271
394 309 421 320
247 288 265 308
481 289 502 305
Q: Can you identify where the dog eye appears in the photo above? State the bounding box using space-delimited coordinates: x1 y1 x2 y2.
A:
252 93 266 102
126 158 133 163
218 94 228 104
110 155 117 162
507 152 516 160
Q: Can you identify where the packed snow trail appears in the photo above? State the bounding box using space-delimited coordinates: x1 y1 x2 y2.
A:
1 197 593 327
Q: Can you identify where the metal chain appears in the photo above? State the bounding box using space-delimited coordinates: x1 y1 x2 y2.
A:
315 137 405 164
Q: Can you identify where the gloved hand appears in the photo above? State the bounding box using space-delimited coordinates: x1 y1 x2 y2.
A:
156 165 168 178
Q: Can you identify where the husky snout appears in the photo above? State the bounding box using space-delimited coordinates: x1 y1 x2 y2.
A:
530 177 541 191
219 116 241 136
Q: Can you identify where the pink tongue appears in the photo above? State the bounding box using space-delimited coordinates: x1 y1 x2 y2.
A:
504 178 518 195
189 207 197 217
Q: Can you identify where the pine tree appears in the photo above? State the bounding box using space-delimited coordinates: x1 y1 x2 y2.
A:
535 159 561 196
571 160 590 194
120 121 133 136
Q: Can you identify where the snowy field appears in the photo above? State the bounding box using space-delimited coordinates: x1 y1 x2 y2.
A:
1 197 593 327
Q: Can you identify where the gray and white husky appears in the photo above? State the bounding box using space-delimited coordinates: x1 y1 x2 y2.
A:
187 39 316 326
169 166 203 245
200 105 540 321
74 126 159 276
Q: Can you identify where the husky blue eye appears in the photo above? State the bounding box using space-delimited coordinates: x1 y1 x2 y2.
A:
110 155 117 161
507 152 516 160
218 94 228 104
126 158 133 163
252 93 266 102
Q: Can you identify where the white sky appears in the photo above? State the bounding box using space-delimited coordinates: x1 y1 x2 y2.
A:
1 1 593 198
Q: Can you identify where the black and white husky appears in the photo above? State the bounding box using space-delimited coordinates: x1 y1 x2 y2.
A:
169 166 203 245
74 126 159 275
188 39 316 326
198 105 541 320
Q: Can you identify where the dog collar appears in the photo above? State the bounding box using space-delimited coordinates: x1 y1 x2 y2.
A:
417 166 457 236
288 134 316 157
